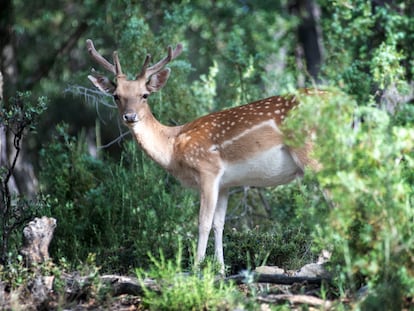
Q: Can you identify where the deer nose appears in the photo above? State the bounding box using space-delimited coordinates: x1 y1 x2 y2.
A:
123 112 138 123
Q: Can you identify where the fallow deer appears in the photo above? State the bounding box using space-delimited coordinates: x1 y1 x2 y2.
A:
86 39 321 274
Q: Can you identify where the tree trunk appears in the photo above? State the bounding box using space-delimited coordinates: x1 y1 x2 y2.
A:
20 216 57 266
291 0 323 82
0 0 38 197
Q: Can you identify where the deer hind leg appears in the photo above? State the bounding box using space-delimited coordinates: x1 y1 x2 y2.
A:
213 189 229 274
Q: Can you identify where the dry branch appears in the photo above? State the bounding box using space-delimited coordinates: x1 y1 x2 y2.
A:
257 294 333 309
100 275 159 296
11 217 335 310
62 273 158 300
224 272 330 285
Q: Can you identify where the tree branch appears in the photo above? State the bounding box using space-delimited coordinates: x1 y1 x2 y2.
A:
24 21 88 90
224 272 330 285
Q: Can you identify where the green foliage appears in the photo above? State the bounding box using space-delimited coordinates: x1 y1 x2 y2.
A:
371 42 406 89
283 87 414 306
224 226 314 275
186 1 298 106
320 0 414 102
0 91 48 133
39 125 197 272
0 255 32 291
190 61 219 115
6 1 414 308
0 91 48 264
310 3 414 306
136 244 247 311
0 253 110 309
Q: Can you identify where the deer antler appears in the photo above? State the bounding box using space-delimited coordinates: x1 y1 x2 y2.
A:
137 43 183 80
112 51 123 76
86 39 121 75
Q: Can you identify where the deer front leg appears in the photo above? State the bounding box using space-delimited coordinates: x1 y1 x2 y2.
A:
213 189 229 274
196 176 220 266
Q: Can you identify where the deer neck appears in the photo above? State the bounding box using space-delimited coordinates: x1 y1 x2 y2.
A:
129 105 182 169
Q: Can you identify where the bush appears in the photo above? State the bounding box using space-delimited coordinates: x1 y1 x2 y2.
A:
136 244 248 311
282 87 414 306
0 91 48 264
39 125 197 272
224 225 314 275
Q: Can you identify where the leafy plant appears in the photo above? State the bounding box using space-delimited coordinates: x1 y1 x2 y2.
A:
136 243 247 311
0 91 48 265
282 86 414 307
224 225 314 275
0 252 110 310
39 126 197 272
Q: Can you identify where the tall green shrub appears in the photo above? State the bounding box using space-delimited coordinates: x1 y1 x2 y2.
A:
320 0 413 102
0 92 48 264
313 2 414 306
283 87 414 307
39 126 197 272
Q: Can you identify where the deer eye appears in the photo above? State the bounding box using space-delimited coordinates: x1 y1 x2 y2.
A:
142 93 149 99
113 94 120 101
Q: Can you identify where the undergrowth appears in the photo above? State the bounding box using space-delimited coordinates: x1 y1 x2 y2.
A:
135 243 249 311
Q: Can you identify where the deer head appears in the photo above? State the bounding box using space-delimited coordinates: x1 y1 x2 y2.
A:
86 39 183 124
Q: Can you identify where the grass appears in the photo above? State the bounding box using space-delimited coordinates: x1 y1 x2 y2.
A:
135 244 250 311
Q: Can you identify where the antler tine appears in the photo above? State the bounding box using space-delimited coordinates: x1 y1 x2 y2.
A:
86 39 116 74
143 46 172 79
142 43 184 80
113 51 124 76
171 43 183 59
136 54 152 79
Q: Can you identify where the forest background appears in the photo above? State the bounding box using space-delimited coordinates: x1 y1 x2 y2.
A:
1 0 413 309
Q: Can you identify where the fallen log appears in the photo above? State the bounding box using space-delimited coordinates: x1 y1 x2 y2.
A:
100 275 159 296
224 272 330 285
63 271 330 298
12 216 334 310
257 294 333 309
63 273 159 299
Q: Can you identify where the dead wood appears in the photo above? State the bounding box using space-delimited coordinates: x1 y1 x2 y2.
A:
10 216 336 310
224 272 331 285
99 275 159 296
257 294 333 309
20 216 57 266
63 273 159 299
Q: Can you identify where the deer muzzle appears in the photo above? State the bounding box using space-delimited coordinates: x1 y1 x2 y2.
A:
123 112 138 123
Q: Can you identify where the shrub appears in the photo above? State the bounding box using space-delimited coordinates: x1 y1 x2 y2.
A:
39 125 197 272
0 91 48 264
283 87 414 306
224 225 314 275
136 243 247 311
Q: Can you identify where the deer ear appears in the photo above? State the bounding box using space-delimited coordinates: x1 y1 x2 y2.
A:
146 68 171 93
88 73 116 94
